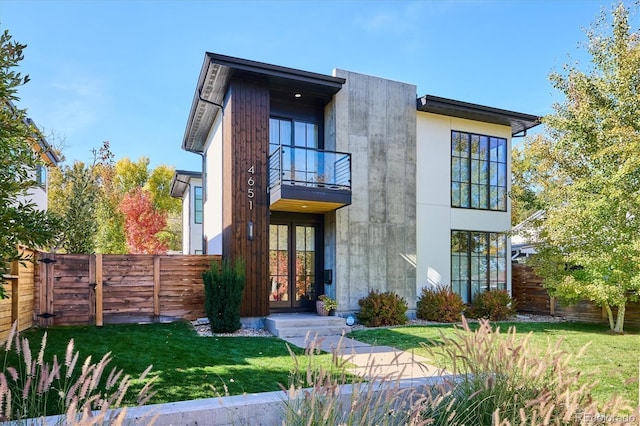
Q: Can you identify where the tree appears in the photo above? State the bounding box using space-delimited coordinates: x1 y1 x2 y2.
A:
529 3 640 333
119 188 168 254
48 161 98 253
145 165 181 251
94 142 127 254
115 157 149 194
0 29 59 298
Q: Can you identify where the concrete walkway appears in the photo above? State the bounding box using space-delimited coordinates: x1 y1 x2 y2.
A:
281 332 446 381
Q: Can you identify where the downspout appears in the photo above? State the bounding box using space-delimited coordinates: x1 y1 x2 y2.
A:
195 89 224 256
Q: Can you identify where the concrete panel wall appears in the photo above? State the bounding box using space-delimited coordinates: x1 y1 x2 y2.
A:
415 112 513 296
329 70 417 312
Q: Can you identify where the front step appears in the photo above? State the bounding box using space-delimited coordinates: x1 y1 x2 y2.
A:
265 313 349 338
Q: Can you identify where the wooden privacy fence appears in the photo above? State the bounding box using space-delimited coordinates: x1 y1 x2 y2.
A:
512 262 640 328
35 253 221 327
0 248 37 342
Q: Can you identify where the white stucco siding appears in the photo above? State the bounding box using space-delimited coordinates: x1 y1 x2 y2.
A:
181 194 190 254
416 112 512 295
203 113 223 255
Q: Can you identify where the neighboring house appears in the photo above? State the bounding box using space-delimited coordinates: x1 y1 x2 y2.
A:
169 170 203 254
180 52 540 318
6 101 60 211
511 209 545 262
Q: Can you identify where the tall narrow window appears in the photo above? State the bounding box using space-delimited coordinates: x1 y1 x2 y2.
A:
36 164 47 188
452 131 507 211
194 186 203 224
451 230 507 303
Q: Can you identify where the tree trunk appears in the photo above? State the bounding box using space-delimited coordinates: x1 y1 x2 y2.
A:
613 302 626 333
604 303 615 331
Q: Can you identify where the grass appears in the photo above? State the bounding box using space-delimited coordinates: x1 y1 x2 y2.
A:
348 320 640 407
10 321 335 410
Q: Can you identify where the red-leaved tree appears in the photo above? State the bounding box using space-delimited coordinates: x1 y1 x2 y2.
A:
119 188 168 254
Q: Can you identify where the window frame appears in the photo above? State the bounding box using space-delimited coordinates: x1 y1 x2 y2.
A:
194 185 203 224
451 230 507 303
451 131 507 211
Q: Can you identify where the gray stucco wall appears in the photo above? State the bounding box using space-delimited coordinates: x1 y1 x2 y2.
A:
324 70 417 313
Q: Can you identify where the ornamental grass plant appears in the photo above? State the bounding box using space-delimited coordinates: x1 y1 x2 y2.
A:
0 322 156 425
417 318 637 425
281 333 423 426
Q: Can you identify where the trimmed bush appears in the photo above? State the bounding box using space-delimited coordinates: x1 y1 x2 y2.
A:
357 290 407 327
416 285 465 323
466 289 516 321
203 258 246 333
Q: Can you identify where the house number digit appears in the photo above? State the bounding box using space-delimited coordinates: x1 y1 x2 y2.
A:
247 165 255 210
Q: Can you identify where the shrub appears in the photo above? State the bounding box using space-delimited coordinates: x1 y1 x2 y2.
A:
466 289 516 321
0 322 155 423
203 258 246 333
416 285 465 323
357 290 407 327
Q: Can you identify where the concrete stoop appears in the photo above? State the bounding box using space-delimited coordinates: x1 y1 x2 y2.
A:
264 313 350 338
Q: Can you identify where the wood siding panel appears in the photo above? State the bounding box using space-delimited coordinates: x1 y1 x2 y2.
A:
223 78 270 317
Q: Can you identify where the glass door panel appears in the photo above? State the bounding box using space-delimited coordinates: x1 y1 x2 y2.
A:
269 219 321 310
295 225 316 302
269 224 289 302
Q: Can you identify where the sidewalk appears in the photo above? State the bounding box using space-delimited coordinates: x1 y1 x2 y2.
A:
280 333 445 381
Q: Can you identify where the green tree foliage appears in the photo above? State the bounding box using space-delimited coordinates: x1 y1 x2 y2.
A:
145 165 180 214
529 3 640 333
0 29 59 298
115 157 149 194
203 259 246 333
511 136 547 226
48 161 98 253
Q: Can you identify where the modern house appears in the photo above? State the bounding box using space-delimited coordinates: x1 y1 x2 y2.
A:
5 101 60 211
180 52 540 319
170 170 204 254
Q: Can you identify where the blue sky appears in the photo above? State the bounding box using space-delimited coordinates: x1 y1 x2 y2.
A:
1 0 635 171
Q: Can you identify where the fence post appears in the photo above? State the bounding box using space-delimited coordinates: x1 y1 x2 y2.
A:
96 253 103 326
154 256 160 320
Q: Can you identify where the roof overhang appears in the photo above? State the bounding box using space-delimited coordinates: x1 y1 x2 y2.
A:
170 169 201 198
182 52 346 153
417 95 541 137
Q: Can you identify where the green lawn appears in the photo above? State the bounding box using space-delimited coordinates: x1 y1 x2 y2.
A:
348 321 640 406
9 321 334 409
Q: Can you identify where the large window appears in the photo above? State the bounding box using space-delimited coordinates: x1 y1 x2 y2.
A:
451 230 507 303
451 131 507 211
270 117 319 184
194 186 203 224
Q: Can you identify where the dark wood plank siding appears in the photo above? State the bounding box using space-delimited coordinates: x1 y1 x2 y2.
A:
223 78 270 317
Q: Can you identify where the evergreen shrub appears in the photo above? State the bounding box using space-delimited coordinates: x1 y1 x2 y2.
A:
203 258 246 333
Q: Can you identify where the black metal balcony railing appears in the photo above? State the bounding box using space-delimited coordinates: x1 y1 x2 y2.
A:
269 145 351 191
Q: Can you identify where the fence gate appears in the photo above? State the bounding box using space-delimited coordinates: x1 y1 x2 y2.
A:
37 253 95 327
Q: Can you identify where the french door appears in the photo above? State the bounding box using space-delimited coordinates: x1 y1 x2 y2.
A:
269 215 322 311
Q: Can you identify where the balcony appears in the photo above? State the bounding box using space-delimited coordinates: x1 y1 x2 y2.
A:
268 145 352 213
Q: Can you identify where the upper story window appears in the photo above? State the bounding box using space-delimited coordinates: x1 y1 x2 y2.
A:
36 164 47 188
194 186 203 224
270 118 320 185
269 118 318 152
451 131 507 211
